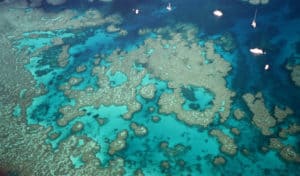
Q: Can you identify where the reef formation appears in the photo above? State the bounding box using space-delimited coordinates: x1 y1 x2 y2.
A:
0 0 299 175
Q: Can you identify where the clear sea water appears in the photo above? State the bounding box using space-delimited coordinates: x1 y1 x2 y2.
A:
1 0 300 175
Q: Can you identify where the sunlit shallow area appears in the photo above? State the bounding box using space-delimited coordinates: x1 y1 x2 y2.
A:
0 0 300 175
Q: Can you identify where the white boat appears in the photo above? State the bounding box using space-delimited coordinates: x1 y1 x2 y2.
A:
250 48 265 55
251 9 258 29
213 10 223 17
264 64 270 70
251 20 256 28
166 3 172 11
133 8 140 14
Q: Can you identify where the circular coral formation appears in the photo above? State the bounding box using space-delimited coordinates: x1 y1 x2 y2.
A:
233 108 245 120
151 33 235 127
151 116 161 123
139 84 156 99
71 121 84 133
148 106 155 113
159 141 169 150
160 160 171 171
213 156 226 166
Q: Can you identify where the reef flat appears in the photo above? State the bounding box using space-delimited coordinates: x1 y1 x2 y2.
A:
0 0 300 175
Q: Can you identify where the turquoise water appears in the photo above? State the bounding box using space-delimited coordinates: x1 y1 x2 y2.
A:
0 0 300 175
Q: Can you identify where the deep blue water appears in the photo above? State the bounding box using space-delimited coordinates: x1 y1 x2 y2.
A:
3 0 300 175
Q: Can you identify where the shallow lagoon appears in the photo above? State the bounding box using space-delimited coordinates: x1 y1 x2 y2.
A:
0 0 300 175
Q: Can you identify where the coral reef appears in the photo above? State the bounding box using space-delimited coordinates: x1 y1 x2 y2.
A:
231 127 240 136
151 28 235 126
242 93 276 135
159 142 190 158
68 77 83 86
213 156 226 166
76 65 87 73
58 64 145 123
1 0 299 175
57 45 70 67
210 129 237 156
274 106 293 122
241 0 269 5
288 65 300 87
160 160 171 172
0 2 129 174
269 138 300 163
71 121 84 133
280 146 300 163
215 33 237 53
151 116 161 123
130 122 148 137
139 84 156 99
233 108 245 120
279 123 300 138
134 169 145 176
1 6 122 34
108 130 128 155
57 24 235 127
0 117 124 175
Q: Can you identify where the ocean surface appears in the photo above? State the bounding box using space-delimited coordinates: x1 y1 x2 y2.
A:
0 0 300 175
